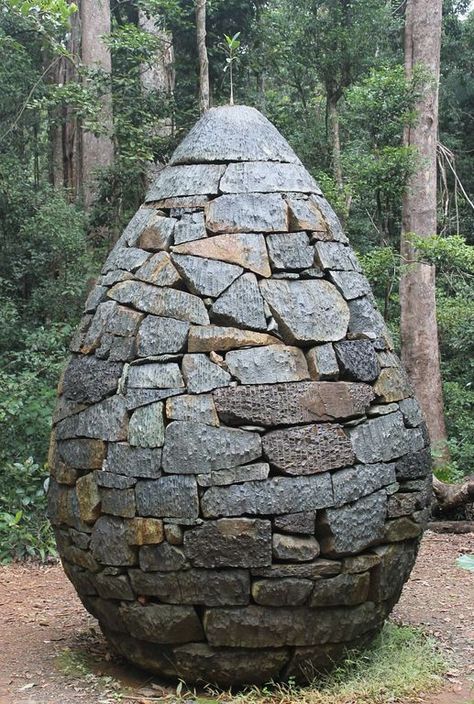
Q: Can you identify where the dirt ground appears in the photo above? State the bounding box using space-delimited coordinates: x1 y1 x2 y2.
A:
0 530 473 704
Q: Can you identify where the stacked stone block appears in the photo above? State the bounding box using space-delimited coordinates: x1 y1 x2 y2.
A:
48 105 431 686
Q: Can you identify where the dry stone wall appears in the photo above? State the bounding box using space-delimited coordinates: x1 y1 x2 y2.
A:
48 105 431 687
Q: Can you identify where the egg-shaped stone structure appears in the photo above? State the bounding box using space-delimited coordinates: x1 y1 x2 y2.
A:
48 105 432 687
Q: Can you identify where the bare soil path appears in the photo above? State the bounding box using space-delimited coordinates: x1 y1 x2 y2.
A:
0 531 473 704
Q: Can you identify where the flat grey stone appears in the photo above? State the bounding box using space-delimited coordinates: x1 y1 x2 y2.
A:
128 568 250 606
55 396 128 441
100 270 134 286
162 421 262 473
124 388 183 410
334 340 380 382
135 252 181 287
311 195 349 243
57 439 105 470
315 242 361 271
251 559 341 579
260 279 349 343
145 164 225 201
84 285 107 313
93 572 134 600
135 475 199 519
348 297 386 338
127 363 184 389
197 463 270 487
210 273 267 330
226 345 309 385
165 394 219 426
172 232 271 277
221 161 320 193
121 206 159 246
184 518 271 568
213 381 373 426
263 423 354 474
201 473 333 518
173 212 207 244
395 448 432 480
169 105 301 165
132 214 176 251
91 516 136 566
309 572 370 607
267 232 315 271
272 533 320 562
349 412 425 463
332 462 396 506
94 471 136 489
252 578 313 606
273 512 315 535
139 542 188 571
182 354 232 393
329 270 371 300
171 254 242 297
108 281 209 325
318 490 387 556
102 246 150 274
205 193 288 234
105 304 144 337
306 344 339 380
398 398 424 427
101 487 136 518
120 602 204 643
136 315 189 356
128 402 165 448
286 195 329 233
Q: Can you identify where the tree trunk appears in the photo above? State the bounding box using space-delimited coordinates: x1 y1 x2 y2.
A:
432 476 474 513
80 0 114 209
195 0 210 113
327 93 343 191
400 0 449 463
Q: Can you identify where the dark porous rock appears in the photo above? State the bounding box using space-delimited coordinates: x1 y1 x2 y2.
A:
263 423 355 475
188 325 280 353
251 559 341 579
318 490 387 557
210 273 267 331
213 381 374 427
252 578 313 606
334 340 380 383
95 472 136 489
120 602 204 643
226 346 309 385
387 492 420 518
139 542 188 572
329 270 371 300
165 394 219 426
135 475 199 520
267 232 314 271
128 402 165 448
105 443 162 479
129 568 250 606
171 254 242 297
350 412 425 464
221 161 319 194
260 279 349 344
309 572 370 607
93 572 134 600
348 297 386 339
184 518 271 568
272 533 320 562
197 463 270 487
383 517 422 542
137 316 190 356
62 356 123 403
370 541 418 605
57 439 106 470
145 164 225 201
55 396 128 442
273 512 315 535
332 463 396 507
201 473 333 518
91 516 137 566
172 233 271 278
162 421 262 473
100 487 136 518
306 344 339 380
181 354 232 393
398 398 424 427
315 242 361 272
374 367 413 403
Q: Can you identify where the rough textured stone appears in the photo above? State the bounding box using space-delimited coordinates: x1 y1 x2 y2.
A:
135 252 181 287
127 362 184 389
221 161 319 194
57 439 106 470
145 164 225 201
188 325 280 353
93 572 134 601
171 254 242 297
62 356 123 403
91 516 137 566
162 421 262 473
318 491 387 556
260 279 349 343
120 603 204 643
252 578 313 606
125 388 183 410
181 354 232 393
383 517 422 542
226 345 309 385
374 367 413 403
329 270 371 300
210 273 267 330
309 573 370 607
213 381 374 426
334 340 380 383
315 242 361 271
102 247 150 274
108 281 210 325
399 398 424 427
137 315 189 356
263 423 354 474
139 543 188 571
267 232 315 271
124 209 174 250
332 463 396 506
350 412 425 463
342 553 381 574
205 193 288 234
286 195 329 232
128 402 165 448
105 443 162 479
173 212 207 244
251 559 341 579
201 473 333 518
306 344 339 380
135 475 199 519
272 533 320 562
127 518 164 545
173 232 271 278
101 487 136 518
165 394 219 426
273 512 315 535
184 518 271 568
76 474 101 524
395 448 432 480
56 396 128 441
348 297 386 338
197 463 270 487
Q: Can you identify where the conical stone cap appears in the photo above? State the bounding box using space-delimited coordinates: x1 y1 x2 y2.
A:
48 105 431 687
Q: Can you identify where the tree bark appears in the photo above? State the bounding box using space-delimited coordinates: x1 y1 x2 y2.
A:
327 93 343 191
432 476 474 513
195 0 210 113
400 0 449 463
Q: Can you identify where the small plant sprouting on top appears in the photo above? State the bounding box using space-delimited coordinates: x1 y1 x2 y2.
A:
221 32 241 106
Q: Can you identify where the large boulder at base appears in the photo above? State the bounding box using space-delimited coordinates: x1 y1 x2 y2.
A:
49 105 431 687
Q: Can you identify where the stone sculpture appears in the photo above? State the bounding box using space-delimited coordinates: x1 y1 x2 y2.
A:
48 105 432 686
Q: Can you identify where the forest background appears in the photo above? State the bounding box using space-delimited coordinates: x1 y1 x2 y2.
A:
0 0 473 561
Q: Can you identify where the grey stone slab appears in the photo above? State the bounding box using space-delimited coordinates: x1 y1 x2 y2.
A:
101 487 136 518
374 367 413 403
158 195 209 209
139 542 188 571
132 214 176 251
377 351 399 368
252 578 313 606
137 315 189 356
172 232 271 278
169 105 301 165
260 279 349 344
120 602 204 643
173 212 207 244
188 325 280 353
55 396 128 441
182 354 232 393
91 516 137 566
334 340 380 382
93 572 134 600
398 398 424 428
273 512 315 535
95 471 136 489
145 164 225 201
395 448 432 480
286 195 330 233
318 490 387 556
251 559 341 579
309 572 370 607
267 232 315 271
349 412 425 463
108 281 210 325
162 421 262 473
121 206 159 246
128 568 250 606
315 242 361 272
332 462 396 507
329 270 371 300
127 363 184 389
102 246 150 274
263 423 354 475
311 195 349 243
197 463 270 487
184 518 271 568
221 161 320 194
367 403 399 417
348 297 386 338
135 475 199 519
171 254 242 297
124 388 183 410
57 439 105 470
100 270 134 287
105 304 144 337
84 285 107 313
205 193 288 234
135 252 181 287
210 273 267 330
226 345 309 385
128 402 165 448
272 533 320 562
201 473 333 518
79 301 117 353
165 394 219 426
306 344 339 380
213 381 374 426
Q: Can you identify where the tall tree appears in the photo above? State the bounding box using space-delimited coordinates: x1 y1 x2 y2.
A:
195 0 209 113
400 0 448 461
